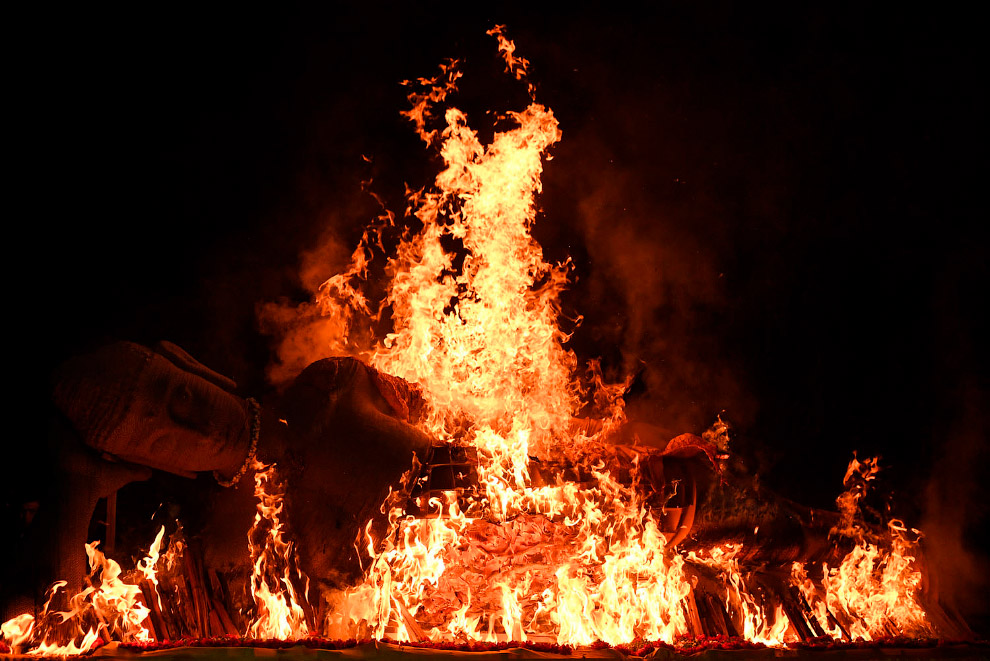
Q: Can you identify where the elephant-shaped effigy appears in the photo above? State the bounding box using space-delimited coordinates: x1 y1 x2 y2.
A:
5 341 723 621
1 342 431 617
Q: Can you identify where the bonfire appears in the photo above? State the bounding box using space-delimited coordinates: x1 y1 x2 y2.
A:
1 27 976 659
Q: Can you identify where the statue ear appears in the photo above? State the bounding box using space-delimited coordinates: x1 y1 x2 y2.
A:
154 341 238 393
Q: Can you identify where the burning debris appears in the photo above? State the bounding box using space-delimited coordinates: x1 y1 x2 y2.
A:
3 26 977 657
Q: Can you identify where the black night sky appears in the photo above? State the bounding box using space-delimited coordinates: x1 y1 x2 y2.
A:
9 3 988 631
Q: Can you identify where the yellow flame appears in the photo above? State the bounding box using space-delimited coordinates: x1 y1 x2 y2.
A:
136 526 166 610
312 30 708 644
1 613 35 649
247 459 311 639
791 561 845 639
311 27 727 647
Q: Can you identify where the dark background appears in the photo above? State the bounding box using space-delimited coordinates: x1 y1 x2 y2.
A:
9 4 987 633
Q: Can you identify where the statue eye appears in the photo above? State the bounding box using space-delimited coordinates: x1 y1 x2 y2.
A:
167 384 196 426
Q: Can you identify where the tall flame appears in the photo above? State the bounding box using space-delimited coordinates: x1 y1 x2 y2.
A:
318 28 699 646
312 30 945 648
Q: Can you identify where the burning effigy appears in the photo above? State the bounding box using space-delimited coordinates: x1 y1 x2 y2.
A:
2 27 979 659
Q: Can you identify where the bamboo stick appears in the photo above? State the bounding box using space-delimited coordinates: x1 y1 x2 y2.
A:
779 586 814 641
139 580 168 641
211 597 240 636
182 543 210 636
174 574 201 637
682 587 704 636
789 585 826 638
703 591 733 637
159 577 189 639
396 601 425 642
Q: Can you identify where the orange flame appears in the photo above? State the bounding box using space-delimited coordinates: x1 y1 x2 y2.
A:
136 526 166 610
13 28 947 655
311 30 943 647
791 562 845 639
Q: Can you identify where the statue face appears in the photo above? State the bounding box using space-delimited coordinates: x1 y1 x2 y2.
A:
54 342 250 477
110 351 250 474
